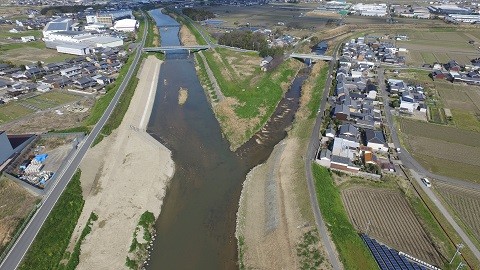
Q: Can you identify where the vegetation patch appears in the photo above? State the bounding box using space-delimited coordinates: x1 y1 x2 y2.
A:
203 48 301 149
312 164 377 270
19 170 84 270
126 211 156 270
57 212 98 270
296 229 324 270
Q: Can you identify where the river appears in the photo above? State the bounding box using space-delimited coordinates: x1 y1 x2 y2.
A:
146 9 307 269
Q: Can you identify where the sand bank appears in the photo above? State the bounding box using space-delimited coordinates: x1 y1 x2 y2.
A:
66 55 174 270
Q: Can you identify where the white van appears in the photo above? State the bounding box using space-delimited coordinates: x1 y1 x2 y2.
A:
421 177 432 188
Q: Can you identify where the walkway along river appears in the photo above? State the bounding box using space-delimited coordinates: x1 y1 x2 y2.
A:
146 9 308 269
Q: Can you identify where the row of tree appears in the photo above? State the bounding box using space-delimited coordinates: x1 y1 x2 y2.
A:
217 30 284 57
182 8 215 21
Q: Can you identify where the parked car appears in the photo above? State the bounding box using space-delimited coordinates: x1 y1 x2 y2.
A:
421 177 431 188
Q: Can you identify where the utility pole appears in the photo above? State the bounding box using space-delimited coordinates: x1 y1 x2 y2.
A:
450 243 464 264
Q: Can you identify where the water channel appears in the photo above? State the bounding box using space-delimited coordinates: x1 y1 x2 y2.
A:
146 9 308 269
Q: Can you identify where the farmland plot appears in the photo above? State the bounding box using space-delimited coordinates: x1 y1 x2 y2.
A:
342 187 444 266
399 118 480 147
408 137 480 167
436 183 480 244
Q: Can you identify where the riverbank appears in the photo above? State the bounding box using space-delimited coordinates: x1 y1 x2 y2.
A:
62 56 174 269
236 62 333 269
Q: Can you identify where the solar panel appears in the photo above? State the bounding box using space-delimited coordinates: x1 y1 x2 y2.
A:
360 234 433 270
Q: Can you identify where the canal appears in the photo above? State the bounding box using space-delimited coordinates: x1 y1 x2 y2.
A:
146 9 307 269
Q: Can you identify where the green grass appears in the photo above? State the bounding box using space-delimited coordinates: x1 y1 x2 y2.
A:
0 30 42 39
312 164 378 270
296 229 324 270
0 103 34 124
22 92 79 110
0 41 45 51
19 170 84 270
307 64 328 119
58 212 98 270
126 211 156 270
451 109 480 132
412 153 480 184
203 49 297 119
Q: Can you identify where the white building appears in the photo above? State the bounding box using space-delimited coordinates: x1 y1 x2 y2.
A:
86 10 133 26
57 43 92 56
84 23 108 32
44 31 92 43
351 4 387 17
113 19 138 32
43 18 73 39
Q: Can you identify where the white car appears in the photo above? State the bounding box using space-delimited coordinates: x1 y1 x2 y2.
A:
421 177 432 188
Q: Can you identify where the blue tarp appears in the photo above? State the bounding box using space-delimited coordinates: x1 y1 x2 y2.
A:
34 154 48 163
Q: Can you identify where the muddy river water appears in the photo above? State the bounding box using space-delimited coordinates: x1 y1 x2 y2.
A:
146 9 307 269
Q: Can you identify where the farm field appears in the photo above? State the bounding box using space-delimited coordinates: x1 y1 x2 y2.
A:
391 28 479 66
0 41 70 65
0 103 34 124
342 186 444 266
0 177 38 255
398 118 480 183
436 182 480 246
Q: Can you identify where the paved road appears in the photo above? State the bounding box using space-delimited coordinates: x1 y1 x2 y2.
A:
377 68 480 261
0 11 149 270
304 43 342 270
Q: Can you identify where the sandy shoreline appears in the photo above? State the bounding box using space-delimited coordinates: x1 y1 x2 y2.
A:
65 55 174 270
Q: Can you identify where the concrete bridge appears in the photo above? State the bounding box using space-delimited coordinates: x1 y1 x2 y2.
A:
289 53 333 62
143 45 211 54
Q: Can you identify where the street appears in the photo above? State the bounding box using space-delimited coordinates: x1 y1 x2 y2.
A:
0 11 148 270
304 42 342 270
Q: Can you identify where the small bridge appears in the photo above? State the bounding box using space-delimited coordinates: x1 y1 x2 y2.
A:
158 24 180 28
289 53 333 62
143 45 211 54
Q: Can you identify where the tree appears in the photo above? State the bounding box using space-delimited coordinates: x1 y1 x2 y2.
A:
37 61 42 68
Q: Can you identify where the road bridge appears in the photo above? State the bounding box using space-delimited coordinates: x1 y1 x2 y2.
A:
289 53 333 62
143 45 211 54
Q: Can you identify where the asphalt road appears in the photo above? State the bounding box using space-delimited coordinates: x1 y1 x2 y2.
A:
304 45 342 270
0 12 148 270
377 68 480 261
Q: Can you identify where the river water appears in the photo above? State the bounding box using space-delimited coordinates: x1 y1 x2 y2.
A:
146 9 307 269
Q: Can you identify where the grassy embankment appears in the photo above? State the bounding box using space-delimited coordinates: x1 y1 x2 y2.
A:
312 164 379 270
57 212 98 270
18 170 85 270
126 211 156 269
202 48 301 149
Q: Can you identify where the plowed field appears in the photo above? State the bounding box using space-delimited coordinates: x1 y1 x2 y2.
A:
342 186 444 266
436 183 480 244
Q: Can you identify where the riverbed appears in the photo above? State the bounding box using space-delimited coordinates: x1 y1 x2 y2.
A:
147 9 307 269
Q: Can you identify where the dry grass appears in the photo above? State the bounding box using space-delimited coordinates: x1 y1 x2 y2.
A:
179 25 198 46
0 177 38 253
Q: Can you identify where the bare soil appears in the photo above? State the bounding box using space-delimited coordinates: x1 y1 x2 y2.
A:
0 98 93 134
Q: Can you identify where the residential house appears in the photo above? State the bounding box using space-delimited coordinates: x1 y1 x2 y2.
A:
74 76 96 89
364 129 387 152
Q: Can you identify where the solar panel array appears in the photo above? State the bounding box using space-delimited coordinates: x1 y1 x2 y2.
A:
360 234 428 270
